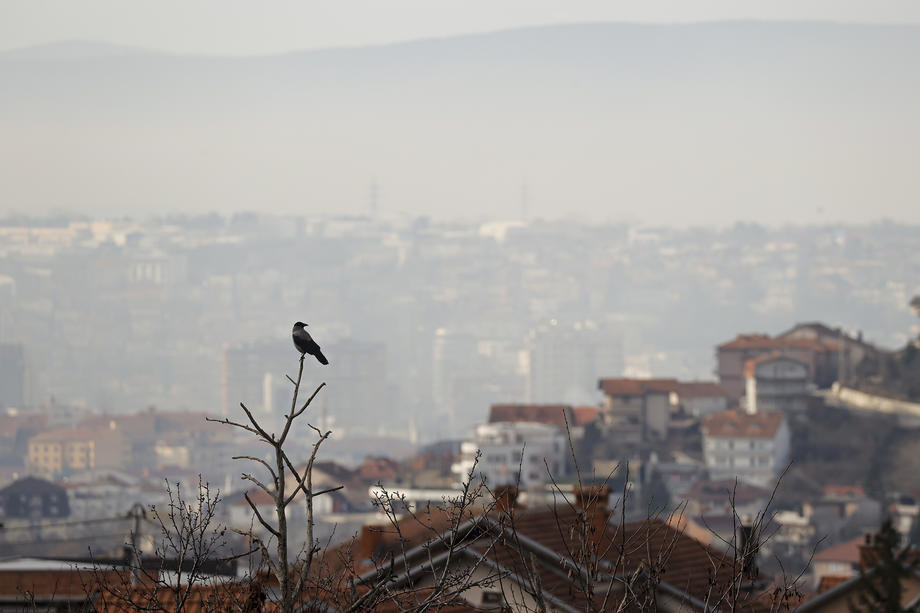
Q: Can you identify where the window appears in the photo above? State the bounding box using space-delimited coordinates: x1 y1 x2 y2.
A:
481 591 504 605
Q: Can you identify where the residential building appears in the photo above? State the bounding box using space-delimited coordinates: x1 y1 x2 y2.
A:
0 476 69 520
743 352 810 413
317 486 770 612
810 535 863 589
716 334 839 401
701 410 790 488
26 427 126 478
598 378 677 441
681 478 771 519
674 381 729 418
803 485 881 545
778 321 880 384
452 421 569 488
799 536 920 611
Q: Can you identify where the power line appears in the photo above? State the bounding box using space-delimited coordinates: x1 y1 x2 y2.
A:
0 515 130 533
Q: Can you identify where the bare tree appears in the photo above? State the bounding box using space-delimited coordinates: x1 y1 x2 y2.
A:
86 477 235 612
207 352 338 613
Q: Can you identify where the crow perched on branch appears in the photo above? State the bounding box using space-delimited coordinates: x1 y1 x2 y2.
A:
292 322 329 365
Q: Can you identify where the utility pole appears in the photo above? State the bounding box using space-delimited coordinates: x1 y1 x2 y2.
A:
128 502 145 585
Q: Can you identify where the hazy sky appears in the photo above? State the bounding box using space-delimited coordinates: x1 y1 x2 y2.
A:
2 0 920 55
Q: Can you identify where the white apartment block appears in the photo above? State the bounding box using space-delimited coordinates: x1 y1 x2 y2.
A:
701 410 790 488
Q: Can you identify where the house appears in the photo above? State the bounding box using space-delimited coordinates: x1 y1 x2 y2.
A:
811 535 864 589
452 421 569 488
313 485 774 612
0 476 69 520
803 485 881 545
681 479 771 519
716 333 839 401
743 352 810 413
598 378 677 440
778 321 880 384
799 533 920 611
487 403 583 437
701 410 790 488
358 456 401 482
674 381 729 418
27 426 127 478
0 557 124 611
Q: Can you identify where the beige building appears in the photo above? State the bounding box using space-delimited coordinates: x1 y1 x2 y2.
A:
27 427 126 478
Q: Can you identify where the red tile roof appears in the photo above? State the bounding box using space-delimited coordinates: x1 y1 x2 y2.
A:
701 410 786 439
488 404 574 428
572 406 600 426
598 378 678 397
813 535 864 563
823 484 866 499
718 334 840 352
316 496 778 611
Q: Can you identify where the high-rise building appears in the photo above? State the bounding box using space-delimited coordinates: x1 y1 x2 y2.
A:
527 321 622 405
0 343 25 408
312 339 388 435
221 340 290 420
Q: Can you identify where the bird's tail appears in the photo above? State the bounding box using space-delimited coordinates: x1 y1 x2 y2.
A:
317 351 329 365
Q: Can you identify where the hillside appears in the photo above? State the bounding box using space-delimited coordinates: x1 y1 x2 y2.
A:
1 22 919 222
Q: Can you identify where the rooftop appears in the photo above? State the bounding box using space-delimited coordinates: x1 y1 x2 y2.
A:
701 410 786 439
813 535 865 563
718 334 840 352
488 404 574 429
598 378 678 397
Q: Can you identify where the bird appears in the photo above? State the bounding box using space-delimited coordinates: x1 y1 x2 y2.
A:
292 322 329 365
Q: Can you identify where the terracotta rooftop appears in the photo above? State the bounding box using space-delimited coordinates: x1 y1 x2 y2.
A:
701 410 786 439
718 334 840 352
572 406 600 426
823 484 866 499
488 404 574 428
813 535 864 563
598 378 678 397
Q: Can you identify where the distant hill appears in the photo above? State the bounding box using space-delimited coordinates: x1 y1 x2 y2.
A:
1 22 918 223
0 40 160 61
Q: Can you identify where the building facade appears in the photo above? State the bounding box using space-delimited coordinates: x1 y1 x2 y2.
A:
744 353 810 413
701 410 790 488
452 421 569 488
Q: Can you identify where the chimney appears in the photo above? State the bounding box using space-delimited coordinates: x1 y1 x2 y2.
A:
858 533 878 570
494 484 519 514
574 485 612 544
738 524 759 580
360 524 385 561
